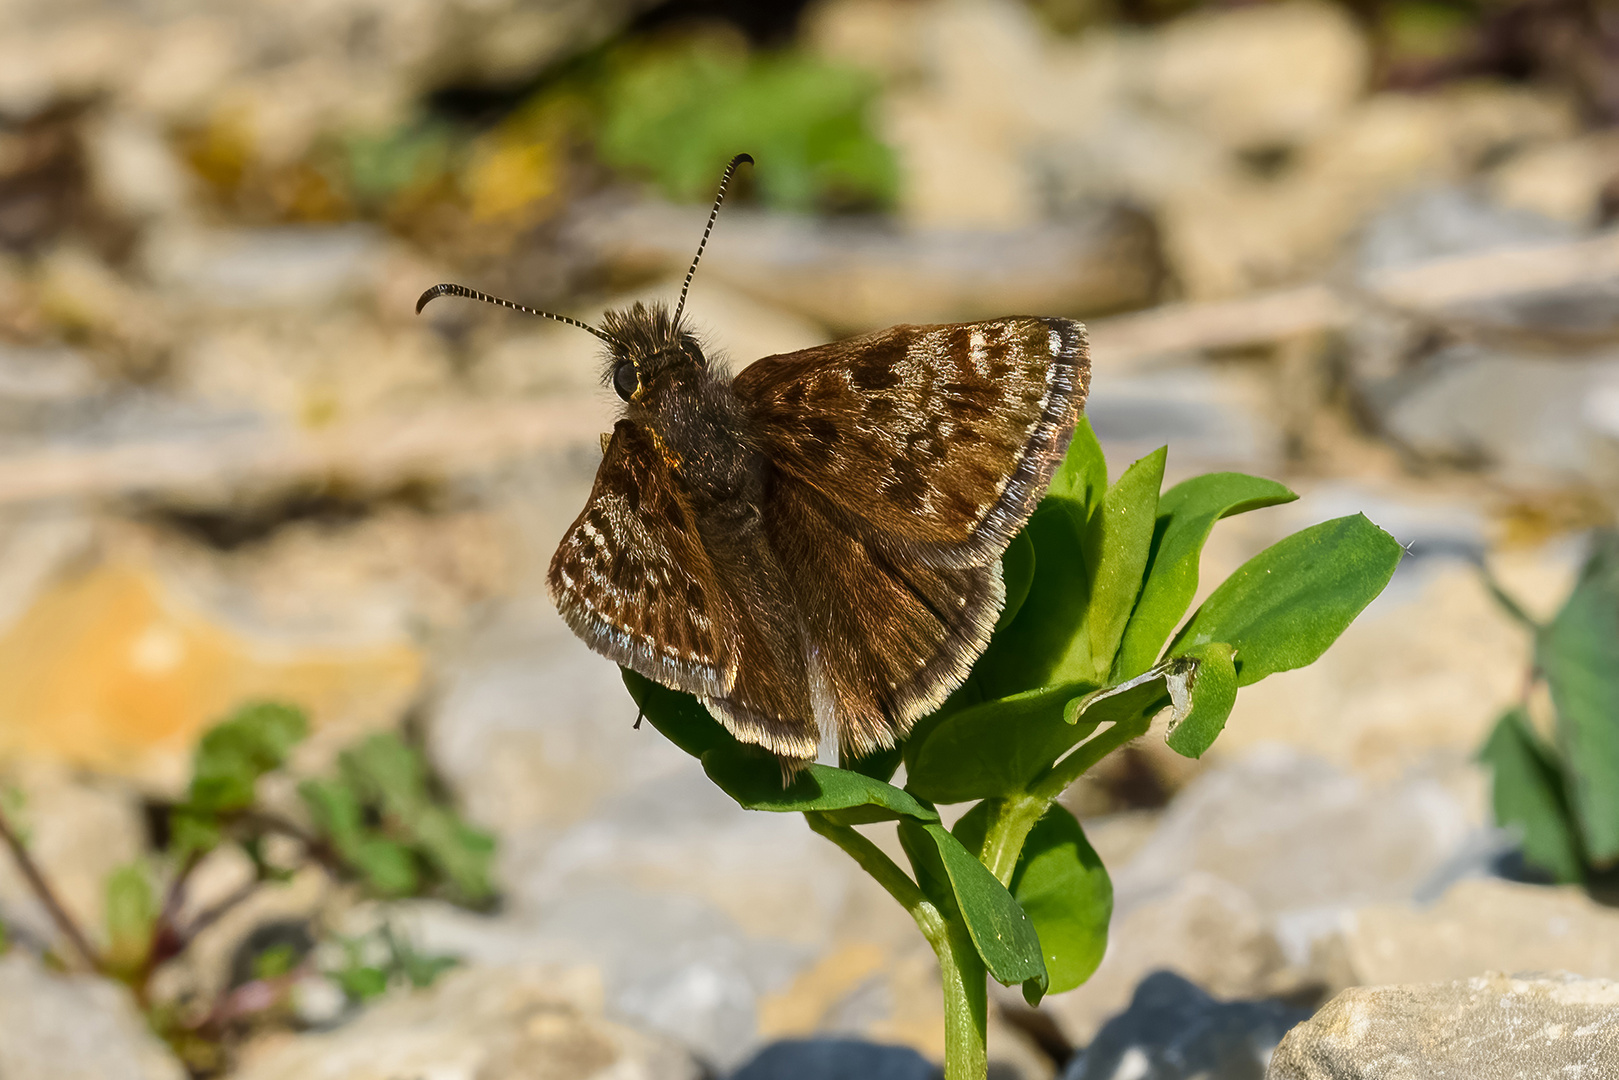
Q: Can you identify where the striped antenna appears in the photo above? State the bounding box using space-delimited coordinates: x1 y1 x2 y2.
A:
415 283 619 345
672 153 753 329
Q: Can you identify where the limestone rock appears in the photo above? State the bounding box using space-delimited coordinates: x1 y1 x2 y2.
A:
0 952 185 1080
1267 972 1619 1079
1062 971 1310 1080
1340 877 1619 987
232 963 701 1080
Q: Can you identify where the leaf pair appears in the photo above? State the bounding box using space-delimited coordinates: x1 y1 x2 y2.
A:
1481 531 1619 881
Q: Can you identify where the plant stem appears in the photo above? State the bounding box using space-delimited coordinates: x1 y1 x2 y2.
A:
930 907 988 1080
0 801 103 973
805 813 988 1079
977 794 1050 886
1030 714 1152 802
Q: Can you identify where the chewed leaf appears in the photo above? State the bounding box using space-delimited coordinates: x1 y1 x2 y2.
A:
1164 643 1237 759
703 743 939 823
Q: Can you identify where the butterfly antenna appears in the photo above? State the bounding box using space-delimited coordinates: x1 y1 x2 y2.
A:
672 152 753 329
415 283 619 345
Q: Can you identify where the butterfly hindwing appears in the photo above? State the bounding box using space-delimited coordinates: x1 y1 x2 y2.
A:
734 318 1090 567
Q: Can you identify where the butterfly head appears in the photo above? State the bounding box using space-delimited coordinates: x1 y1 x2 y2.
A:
599 301 704 403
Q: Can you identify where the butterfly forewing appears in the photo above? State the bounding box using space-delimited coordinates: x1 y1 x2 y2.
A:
734 318 1090 567
548 420 732 700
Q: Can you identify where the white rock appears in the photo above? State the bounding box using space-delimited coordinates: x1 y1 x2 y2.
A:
1488 132 1619 227
231 963 701 1080
1267 971 1619 1079
0 952 185 1080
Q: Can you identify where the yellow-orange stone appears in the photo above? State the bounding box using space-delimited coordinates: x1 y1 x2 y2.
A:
0 563 422 785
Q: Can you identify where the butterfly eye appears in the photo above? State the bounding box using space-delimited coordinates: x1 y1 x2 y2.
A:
612 361 639 401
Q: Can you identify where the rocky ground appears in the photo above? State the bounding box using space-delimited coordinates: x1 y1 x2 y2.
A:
0 0 1617 1077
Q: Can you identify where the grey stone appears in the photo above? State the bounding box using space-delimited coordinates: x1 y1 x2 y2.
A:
232 962 702 1080
1110 746 1474 932
566 199 1160 335
1063 971 1311 1080
1266 972 1619 1079
0 952 185 1080
730 1038 939 1080
143 225 391 311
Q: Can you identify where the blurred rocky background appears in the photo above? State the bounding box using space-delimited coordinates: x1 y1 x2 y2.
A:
0 0 1618 1077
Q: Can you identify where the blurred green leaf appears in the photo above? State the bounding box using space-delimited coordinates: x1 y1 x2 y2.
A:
955 803 1110 996
906 683 1097 804
335 964 388 1001
1170 514 1401 685
597 36 896 212
186 702 308 815
104 863 156 975
1115 473 1297 678
900 819 1046 997
1480 707 1584 883
1163 642 1237 759
410 807 497 904
1538 532 1619 863
352 839 419 897
342 733 429 819
299 777 365 854
704 745 939 824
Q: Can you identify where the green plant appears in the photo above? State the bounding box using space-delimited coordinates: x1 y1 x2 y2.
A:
627 419 1401 1080
0 703 493 1072
1479 530 1619 886
593 33 898 213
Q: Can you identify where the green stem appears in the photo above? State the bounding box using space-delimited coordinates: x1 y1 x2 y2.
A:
977 794 1049 886
805 813 987 1079
1030 714 1152 802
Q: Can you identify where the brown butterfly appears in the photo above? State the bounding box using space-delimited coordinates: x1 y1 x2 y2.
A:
418 155 1090 772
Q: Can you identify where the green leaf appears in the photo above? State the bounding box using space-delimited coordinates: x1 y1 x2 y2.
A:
410 808 497 904
703 744 939 824
997 530 1036 631
597 37 897 212
342 733 429 818
300 777 366 854
969 420 1107 698
1007 805 1111 994
1170 514 1401 685
104 863 156 974
335 964 388 1001
622 669 736 760
1479 708 1584 883
186 701 309 814
1538 532 1619 863
1080 447 1166 681
352 839 419 897
1164 642 1238 759
1115 473 1297 678
906 684 1098 804
974 504 1093 696
1045 416 1107 515
898 820 1047 996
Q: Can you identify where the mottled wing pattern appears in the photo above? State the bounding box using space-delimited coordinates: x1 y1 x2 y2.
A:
734 318 1089 566
547 420 731 700
761 478 1005 757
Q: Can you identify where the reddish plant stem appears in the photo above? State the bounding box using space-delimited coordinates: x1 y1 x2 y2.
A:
0 802 104 973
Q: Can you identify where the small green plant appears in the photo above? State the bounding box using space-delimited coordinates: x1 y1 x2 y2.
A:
593 33 898 213
1479 531 1619 887
627 420 1401 1080
0 703 494 1072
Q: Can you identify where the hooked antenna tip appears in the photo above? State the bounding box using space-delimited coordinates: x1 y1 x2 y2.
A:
415 284 450 315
